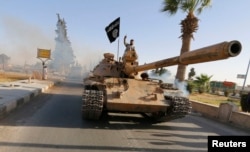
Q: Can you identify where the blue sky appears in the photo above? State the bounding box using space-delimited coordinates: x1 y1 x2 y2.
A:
0 0 250 86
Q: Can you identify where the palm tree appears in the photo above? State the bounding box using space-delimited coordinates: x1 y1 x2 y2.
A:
194 73 212 93
161 0 211 81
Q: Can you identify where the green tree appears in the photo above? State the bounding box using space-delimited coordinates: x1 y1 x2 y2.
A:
194 73 212 93
188 67 196 80
161 0 211 81
187 80 195 94
151 67 168 76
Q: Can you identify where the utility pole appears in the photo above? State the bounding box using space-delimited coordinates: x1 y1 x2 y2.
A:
242 59 250 91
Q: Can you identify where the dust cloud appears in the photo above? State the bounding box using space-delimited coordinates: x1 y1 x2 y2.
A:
0 15 102 78
0 15 54 65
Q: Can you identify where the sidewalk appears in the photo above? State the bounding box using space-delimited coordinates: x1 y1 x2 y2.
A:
0 79 57 119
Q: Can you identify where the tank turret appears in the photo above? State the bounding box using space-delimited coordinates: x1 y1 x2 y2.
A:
124 41 241 75
92 40 241 78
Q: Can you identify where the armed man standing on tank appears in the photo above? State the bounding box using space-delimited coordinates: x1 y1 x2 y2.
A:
123 35 138 62
124 35 135 51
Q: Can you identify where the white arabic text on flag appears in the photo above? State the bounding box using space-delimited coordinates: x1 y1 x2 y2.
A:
105 17 120 43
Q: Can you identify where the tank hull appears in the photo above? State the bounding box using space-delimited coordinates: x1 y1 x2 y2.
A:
105 78 169 113
82 77 191 122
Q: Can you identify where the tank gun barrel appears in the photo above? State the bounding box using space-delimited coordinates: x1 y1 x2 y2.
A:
124 40 241 75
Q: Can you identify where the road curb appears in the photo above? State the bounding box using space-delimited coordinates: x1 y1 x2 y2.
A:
0 79 56 119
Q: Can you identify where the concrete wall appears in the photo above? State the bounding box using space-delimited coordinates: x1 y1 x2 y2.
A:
230 111 250 128
191 101 219 118
190 100 250 129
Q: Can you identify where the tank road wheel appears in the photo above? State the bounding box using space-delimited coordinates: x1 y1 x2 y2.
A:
82 89 104 120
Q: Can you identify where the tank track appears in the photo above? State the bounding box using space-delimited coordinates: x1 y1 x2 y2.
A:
151 95 192 122
82 89 104 120
165 95 191 115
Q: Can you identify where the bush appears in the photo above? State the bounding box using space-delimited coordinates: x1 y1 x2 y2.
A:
187 81 195 94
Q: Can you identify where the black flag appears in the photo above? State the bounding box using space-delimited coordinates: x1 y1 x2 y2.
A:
105 17 120 43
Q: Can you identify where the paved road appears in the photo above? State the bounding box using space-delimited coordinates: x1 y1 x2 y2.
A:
0 79 249 152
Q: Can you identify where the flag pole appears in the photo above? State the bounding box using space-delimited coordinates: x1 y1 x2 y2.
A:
242 58 250 91
117 17 120 61
117 38 120 61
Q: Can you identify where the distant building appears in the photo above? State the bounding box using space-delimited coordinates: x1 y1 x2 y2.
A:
0 54 10 70
210 81 236 93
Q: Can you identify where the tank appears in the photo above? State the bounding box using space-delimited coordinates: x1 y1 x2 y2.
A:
82 40 242 122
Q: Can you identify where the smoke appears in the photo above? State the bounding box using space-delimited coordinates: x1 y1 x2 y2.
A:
148 69 174 83
75 48 102 68
148 70 190 97
0 15 105 80
0 15 53 65
174 79 189 97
